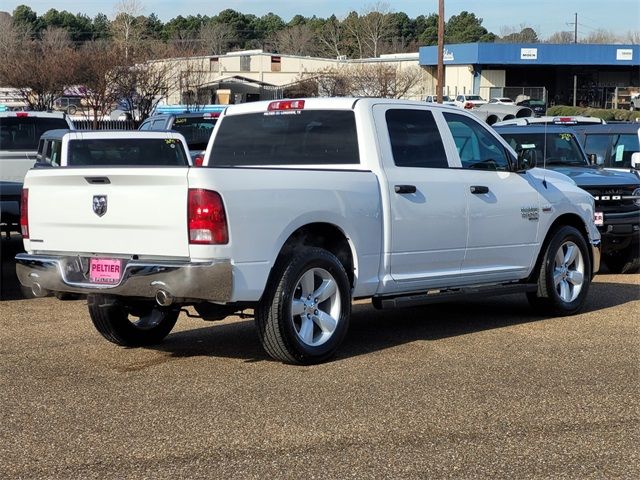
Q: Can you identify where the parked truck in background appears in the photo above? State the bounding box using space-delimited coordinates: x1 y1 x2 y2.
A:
17 98 600 364
0 111 74 235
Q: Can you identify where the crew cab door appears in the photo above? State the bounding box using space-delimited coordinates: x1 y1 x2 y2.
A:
373 105 467 290
441 112 540 280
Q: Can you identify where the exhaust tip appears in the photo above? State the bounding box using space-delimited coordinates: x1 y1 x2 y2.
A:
31 282 48 297
155 289 174 307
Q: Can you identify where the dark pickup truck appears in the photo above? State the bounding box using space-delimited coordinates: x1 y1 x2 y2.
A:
495 125 640 273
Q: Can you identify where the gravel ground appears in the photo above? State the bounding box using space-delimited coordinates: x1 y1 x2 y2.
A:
1 237 638 479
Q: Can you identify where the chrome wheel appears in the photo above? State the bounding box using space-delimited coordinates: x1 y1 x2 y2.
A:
290 268 341 347
553 240 585 303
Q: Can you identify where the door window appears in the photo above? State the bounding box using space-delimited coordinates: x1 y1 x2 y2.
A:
583 134 610 166
385 109 448 168
610 133 639 167
443 113 510 171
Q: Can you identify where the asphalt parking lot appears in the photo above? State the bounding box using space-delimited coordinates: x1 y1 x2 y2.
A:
1 236 638 479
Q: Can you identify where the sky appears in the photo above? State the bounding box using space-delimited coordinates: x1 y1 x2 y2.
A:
2 0 639 39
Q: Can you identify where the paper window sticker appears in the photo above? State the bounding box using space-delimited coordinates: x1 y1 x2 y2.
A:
615 144 624 163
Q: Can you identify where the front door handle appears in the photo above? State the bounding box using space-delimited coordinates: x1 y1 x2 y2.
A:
470 185 489 194
395 185 417 194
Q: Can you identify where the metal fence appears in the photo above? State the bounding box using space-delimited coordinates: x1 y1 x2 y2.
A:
72 119 138 130
479 86 547 104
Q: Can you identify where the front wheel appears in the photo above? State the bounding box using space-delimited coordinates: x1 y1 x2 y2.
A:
255 247 351 364
527 226 592 316
88 295 179 346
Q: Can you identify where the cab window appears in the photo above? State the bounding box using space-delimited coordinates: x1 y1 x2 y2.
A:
385 109 448 168
443 113 510 171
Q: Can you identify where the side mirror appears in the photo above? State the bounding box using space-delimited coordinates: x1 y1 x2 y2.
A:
515 147 537 172
631 152 640 170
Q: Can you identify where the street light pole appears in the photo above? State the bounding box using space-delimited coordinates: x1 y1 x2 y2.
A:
436 0 445 103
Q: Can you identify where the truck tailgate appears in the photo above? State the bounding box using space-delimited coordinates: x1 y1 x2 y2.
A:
25 168 190 258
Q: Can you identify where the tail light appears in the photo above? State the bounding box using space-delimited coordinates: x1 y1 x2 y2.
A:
193 155 204 167
20 188 29 238
464 102 474 109
268 100 305 111
188 189 228 244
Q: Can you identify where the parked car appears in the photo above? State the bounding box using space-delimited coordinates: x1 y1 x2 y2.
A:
17 98 601 364
630 93 640 111
35 130 191 167
573 123 640 172
140 107 224 165
453 94 487 109
424 95 456 106
495 124 640 273
516 98 547 117
488 97 515 105
0 111 74 234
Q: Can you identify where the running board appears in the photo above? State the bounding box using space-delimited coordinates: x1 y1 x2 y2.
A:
372 283 538 310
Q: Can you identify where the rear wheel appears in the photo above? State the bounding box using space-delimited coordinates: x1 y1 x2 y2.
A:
87 295 179 346
527 226 592 315
255 247 351 364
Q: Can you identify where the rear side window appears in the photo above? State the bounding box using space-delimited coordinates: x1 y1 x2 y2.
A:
211 110 359 166
385 109 448 168
0 117 70 150
171 116 218 151
611 133 639 167
67 138 188 166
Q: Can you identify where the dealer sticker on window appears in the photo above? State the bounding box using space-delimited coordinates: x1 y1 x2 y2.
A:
594 212 604 226
89 258 123 284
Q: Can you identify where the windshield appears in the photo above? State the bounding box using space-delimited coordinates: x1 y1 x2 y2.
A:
0 117 70 151
67 138 188 166
499 131 588 166
466 95 483 101
171 116 217 151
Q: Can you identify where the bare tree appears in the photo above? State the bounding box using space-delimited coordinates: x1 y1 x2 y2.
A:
275 25 316 56
113 43 183 121
360 2 394 58
76 42 124 128
546 31 574 43
112 0 145 60
626 30 640 44
583 29 620 44
343 12 365 58
0 35 79 110
41 27 73 50
199 22 234 55
0 15 29 62
317 16 346 58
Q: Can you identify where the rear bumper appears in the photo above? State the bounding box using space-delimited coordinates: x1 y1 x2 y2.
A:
15 254 232 302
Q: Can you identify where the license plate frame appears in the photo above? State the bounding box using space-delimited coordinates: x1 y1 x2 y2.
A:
594 211 604 227
89 258 123 285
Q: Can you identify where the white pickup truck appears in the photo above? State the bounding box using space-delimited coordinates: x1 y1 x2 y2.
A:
16 98 601 364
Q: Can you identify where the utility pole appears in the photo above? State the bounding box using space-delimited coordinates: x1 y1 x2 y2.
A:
436 0 445 103
574 12 578 43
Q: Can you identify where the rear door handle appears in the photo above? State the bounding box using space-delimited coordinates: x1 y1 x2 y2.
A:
394 185 417 194
470 185 489 194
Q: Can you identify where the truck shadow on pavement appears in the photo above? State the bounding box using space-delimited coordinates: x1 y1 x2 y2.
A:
156 280 639 363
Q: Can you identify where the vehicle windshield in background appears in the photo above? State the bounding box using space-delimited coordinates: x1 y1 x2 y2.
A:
171 116 217 151
0 117 70 150
465 95 484 101
585 133 639 168
211 110 360 166
67 138 188 166
500 132 587 166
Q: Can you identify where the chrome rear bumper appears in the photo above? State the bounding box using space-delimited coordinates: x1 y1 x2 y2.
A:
15 254 232 302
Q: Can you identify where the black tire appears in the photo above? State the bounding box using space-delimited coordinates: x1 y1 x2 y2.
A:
603 245 640 274
87 295 179 346
255 247 351 364
527 225 592 316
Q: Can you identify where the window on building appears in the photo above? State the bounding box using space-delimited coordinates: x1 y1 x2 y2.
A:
240 55 251 72
271 56 281 72
209 57 219 72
